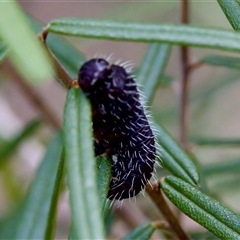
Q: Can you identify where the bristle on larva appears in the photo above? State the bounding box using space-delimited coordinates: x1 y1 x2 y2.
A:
78 58 158 200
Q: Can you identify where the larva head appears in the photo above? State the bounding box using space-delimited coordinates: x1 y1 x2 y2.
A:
78 58 109 94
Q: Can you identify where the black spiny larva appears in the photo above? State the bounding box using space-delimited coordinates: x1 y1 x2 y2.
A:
78 58 156 200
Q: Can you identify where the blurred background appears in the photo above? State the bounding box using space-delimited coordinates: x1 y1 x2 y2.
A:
0 1 240 239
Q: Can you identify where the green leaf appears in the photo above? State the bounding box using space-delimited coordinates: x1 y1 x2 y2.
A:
202 158 240 176
190 136 240 146
121 222 157 240
0 120 42 165
96 155 111 212
27 16 86 78
0 1 53 83
217 0 240 30
201 55 240 69
161 176 240 240
137 43 171 102
14 133 64 239
160 149 195 185
155 123 199 185
158 71 240 123
64 88 105 239
158 74 174 87
49 18 240 53
102 201 114 236
0 205 24 239
191 231 220 240
0 42 8 63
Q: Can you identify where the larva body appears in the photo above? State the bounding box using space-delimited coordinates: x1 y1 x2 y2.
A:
78 58 156 200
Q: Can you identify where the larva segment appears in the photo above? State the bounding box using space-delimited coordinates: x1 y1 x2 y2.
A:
78 58 156 200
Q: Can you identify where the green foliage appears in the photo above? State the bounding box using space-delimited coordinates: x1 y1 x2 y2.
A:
121 222 157 240
0 42 8 63
0 120 41 165
96 156 111 212
27 16 86 78
201 55 240 69
0 1 53 83
64 88 105 239
218 0 240 30
0 133 64 239
156 124 199 185
161 176 240 240
0 1 240 240
48 18 240 52
137 43 171 102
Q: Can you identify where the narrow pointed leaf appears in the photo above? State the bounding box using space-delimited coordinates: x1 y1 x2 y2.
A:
201 55 240 69
161 176 240 240
64 88 105 239
49 18 240 53
96 155 111 212
0 42 8 63
14 133 64 239
160 149 195 185
0 1 53 83
0 120 41 164
102 201 114 236
137 43 171 102
202 158 240 176
217 0 240 30
155 123 199 185
191 136 240 146
27 16 86 78
121 222 156 240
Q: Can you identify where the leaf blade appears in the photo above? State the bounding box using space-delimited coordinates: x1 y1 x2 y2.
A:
27 15 86 79
0 42 8 63
161 176 240 240
0 1 53 83
121 222 157 240
14 133 64 239
201 55 240 69
137 43 171 102
64 88 105 239
217 0 240 30
48 18 240 52
155 123 199 185
0 120 41 164
96 155 111 213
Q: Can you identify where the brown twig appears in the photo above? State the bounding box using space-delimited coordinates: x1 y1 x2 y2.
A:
38 28 76 90
152 220 170 231
1 26 78 130
146 181 190 240
179 0 190 150
187 60 203 72
2 60 61 130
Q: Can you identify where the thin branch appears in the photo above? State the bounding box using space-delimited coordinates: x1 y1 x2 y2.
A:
187 60 203 72
146 181 190 240
38 27 77 89
152 220 170 231
1 26 80 130
179 0 190 149
2 60 61 130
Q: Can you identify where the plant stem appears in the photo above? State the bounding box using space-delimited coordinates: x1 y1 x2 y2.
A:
2 60 61 130
179 0 190 149
152 220 170 231
146 181 190 240
38 28 77 89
